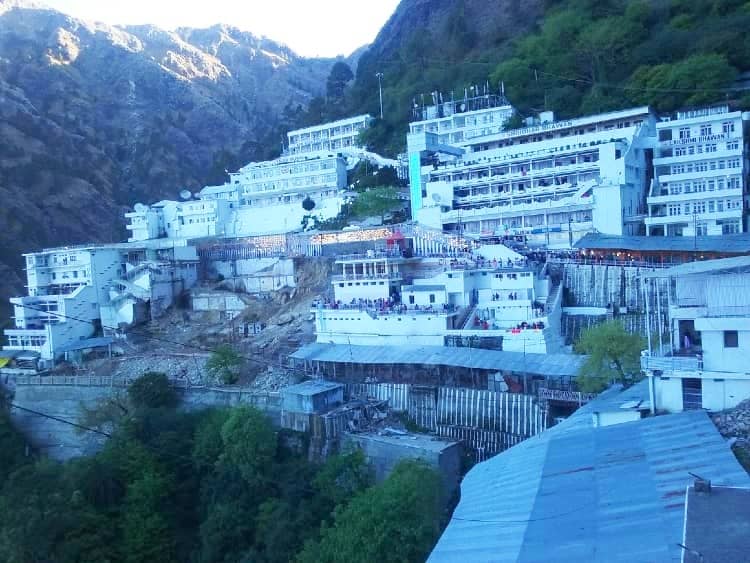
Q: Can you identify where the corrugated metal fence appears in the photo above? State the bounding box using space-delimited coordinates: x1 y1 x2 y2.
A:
346 382 546 460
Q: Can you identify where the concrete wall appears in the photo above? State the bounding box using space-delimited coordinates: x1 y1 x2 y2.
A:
654 375 750 413
342 432 462 498
210 257 296 294
10 380 282 461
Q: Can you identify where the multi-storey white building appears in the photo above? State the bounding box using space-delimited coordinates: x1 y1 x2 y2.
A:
408 100 656 248
286 114 372 155
126 152 348 241
4 241 198 364
313 245 562 354
641 256 750 412
646 105 749 236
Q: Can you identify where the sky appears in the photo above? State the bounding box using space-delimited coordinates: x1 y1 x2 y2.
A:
41 0 401 57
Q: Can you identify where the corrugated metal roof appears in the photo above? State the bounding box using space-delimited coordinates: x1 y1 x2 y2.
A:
291 343 585 377
281 380 343 396
642 255 750 278
589 379 651 413
575 233 750 254
429 400 750 563
56 337 114 354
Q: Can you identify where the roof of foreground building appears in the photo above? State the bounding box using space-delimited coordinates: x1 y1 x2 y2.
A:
291 343 584 378
428 388 750 563
574 233 750 254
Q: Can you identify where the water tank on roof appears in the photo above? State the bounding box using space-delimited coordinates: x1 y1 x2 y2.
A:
133 203 147 213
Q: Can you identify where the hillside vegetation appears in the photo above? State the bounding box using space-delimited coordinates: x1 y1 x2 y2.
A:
336 0 750 155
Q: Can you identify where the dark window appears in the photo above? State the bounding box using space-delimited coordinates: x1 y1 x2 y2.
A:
724 330 739 348
681 378 703 410
408 295 415 305
429 294 436 303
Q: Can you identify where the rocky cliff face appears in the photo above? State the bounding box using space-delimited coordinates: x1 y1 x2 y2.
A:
0 1 337 321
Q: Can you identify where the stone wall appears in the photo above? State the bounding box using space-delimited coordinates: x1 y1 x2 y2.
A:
9 378 282 461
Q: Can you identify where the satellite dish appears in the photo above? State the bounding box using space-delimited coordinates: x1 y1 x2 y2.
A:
179 189 192 200
431 193 442 203
133 203 147 213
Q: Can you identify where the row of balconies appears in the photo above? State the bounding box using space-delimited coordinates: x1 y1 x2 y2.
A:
645 209 743 225
430 159 600 188
647 185 744 204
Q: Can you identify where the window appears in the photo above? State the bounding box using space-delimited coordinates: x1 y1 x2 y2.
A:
724 330 739 348
722 121 735 134
727 140 739 151
679 127 691 139
429 294 436 304
700 124 712 136
408 295 415 305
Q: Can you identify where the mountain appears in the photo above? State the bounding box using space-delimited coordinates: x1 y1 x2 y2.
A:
344 0 750 155
0 1 337 322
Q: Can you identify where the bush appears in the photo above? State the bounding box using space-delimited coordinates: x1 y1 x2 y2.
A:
128 372 178 409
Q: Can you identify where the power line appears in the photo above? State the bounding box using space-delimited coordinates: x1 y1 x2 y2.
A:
9 402 112 437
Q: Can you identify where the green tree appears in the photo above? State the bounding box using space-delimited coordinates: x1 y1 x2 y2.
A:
192 408 232 474
351 186 401 223
297 460 441 563
574 320 646 393
628 54 737 112
206 344 243 384
0 411 28 482
326 62 354 105
123 470 177 563
128 371 177 409
302 196 316 211
219 406 277 486
313 450 373 508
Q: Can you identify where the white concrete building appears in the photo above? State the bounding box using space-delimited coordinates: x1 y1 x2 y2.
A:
126 152 348 241
646 105 749 237
408 100 656 248
286 114 372 155
641 257 750 413
4 241 198 364
314 245 562 353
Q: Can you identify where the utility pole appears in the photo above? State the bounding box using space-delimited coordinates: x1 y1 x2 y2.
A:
692 207 698 253
375 72 384 119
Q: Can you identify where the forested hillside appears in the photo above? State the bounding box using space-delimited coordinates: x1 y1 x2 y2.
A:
339 0 750 155
0 374 442 562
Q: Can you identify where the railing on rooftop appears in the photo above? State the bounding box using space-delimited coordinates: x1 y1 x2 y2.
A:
641 354 702 373
331 273 402 282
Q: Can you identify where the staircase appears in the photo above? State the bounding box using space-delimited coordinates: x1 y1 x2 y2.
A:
545 281 561 314
459 305 478 330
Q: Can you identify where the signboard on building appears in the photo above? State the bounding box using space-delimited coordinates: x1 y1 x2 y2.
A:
538 387 597 404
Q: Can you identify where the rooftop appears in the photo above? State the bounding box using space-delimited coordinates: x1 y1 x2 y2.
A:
428 391 750 562
291 343 585 378
575 233 750 255
643 255 750 278
347 429 459 453
281 380 343 397
683 485 750 563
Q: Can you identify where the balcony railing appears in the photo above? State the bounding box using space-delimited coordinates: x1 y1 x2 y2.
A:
641 354 702 373
331 273 402 281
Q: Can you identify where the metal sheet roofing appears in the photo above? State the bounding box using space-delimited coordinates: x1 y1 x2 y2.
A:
429 399 750 563
280 380 343 396
575 233 750 254
290 343 585 377
56 337 114 354
642 255 750 278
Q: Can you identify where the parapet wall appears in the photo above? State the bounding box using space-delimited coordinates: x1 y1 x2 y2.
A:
10 377 282 461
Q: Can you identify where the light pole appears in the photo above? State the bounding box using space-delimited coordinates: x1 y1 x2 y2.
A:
375 72 384 119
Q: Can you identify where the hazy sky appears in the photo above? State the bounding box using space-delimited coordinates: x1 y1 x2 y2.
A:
42 0 401 57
